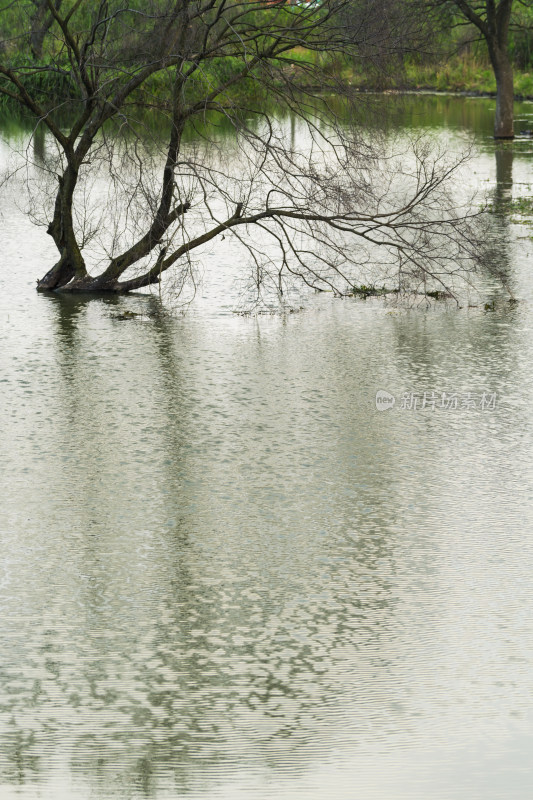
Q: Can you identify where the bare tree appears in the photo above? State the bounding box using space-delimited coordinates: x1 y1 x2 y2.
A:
0 0 483 301
338 0 438 84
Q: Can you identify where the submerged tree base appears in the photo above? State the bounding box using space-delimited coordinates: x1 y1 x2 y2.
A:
37 271 125 293
36 275 149 294
36 262 164 294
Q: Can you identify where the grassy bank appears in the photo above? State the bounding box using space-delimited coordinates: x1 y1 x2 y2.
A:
402 56 533 99
343 52 533 100
262 48 533 101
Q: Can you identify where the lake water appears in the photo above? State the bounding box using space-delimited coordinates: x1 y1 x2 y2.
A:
1 95 533 799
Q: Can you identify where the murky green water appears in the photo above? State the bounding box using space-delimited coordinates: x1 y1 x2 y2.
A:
2 95 533 799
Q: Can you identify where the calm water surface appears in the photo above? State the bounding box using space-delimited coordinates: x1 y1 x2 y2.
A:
1 95 533 799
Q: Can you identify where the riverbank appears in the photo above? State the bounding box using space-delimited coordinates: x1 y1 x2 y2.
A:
347 55 533 101
405 59 533 101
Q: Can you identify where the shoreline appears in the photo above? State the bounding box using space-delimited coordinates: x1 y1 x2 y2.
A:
350 85 533 103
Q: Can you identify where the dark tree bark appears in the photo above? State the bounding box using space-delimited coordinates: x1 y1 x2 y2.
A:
492 51 514 138
485 3 515 139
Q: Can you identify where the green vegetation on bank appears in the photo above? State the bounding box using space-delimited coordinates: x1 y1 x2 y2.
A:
287 49 533 99
0 55 265 111
395 56 533 99
3 52 533 113
2 2 533 109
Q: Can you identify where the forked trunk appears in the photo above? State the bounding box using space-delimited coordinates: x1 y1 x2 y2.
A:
37 108 188 294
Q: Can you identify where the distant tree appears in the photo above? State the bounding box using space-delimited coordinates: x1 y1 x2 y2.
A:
0 0 482 300
29 0 62 60
428 0 518 138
